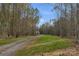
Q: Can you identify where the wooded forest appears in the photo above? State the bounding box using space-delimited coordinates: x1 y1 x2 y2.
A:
0 3 39 38
40 3 79 43
0 3 79 42
0 3 79 56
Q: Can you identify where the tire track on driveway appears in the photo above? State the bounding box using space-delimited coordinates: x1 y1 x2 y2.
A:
0 36 40 56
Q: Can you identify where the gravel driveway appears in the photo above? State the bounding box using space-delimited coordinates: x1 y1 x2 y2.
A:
0 36 40 56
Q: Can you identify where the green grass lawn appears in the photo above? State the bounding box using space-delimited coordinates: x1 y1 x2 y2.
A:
16 35 73 56
0 36 27 46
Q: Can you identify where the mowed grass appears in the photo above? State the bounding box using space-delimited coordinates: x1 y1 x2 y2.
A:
0 36 28 46
16 35 73 56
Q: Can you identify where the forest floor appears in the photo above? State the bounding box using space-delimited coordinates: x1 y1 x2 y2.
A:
16 35 79 56
41 44 79 56
0 35 79 56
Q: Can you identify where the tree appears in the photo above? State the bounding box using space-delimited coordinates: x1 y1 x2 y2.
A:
0 3 40 38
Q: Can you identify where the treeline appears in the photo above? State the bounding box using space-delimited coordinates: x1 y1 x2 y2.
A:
0 3 39 38
39 3 79 42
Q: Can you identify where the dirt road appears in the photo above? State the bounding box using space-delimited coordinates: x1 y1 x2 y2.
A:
0 36 40 56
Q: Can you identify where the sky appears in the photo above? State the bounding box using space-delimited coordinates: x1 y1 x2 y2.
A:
31 3 57 26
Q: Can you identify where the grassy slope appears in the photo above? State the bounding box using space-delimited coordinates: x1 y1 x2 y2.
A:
16 35 73 56
0 36 27 46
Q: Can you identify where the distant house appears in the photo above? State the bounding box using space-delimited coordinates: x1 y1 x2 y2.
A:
35 27 40 35
36 31 40 35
